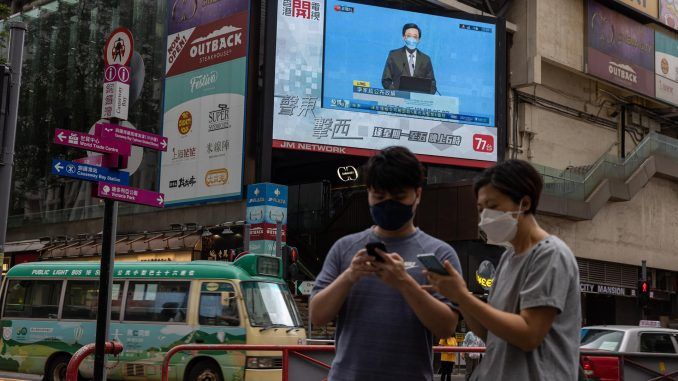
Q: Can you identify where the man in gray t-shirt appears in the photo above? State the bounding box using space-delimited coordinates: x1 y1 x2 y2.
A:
471 237 581 381
309 147 461 381
312 228 462 381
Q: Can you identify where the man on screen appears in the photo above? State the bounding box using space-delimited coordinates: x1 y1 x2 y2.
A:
382 23 437 95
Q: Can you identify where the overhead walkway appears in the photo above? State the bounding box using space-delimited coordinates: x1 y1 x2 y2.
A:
536 132 678 220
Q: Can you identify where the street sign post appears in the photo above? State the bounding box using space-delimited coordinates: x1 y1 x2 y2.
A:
54 128 131 156
96 182 165 207
101 64 131 120
95 122 168 151
49 27 165 380
295 281 315 296
51 159 129 185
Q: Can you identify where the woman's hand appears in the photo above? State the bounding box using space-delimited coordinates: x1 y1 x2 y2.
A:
424 260 469 302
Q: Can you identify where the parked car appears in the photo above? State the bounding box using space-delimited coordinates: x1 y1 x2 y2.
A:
580 325 678 381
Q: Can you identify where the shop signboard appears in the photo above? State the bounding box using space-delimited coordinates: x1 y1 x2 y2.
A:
655 31 678 105
167 0 249 35
580 282 637 297
160 1 250 206
587 0 656 97
616 0 659 18
660 0 678 29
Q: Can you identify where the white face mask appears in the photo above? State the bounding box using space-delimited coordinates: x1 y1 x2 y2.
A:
478 202 524 245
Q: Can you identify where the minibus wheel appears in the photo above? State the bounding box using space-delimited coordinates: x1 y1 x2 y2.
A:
45 354 70 381
187 361 223 381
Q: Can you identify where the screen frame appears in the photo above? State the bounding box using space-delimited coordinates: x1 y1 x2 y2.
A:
260 0 507 180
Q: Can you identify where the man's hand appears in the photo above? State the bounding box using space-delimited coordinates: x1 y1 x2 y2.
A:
424 260 468 302
372 248 411 290
345 249 378 284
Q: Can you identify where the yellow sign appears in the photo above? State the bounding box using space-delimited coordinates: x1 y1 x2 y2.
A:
476 272 494 289
353 80 371 87
618 0 659 18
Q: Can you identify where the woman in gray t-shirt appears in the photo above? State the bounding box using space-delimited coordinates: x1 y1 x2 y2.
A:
426 160 581 381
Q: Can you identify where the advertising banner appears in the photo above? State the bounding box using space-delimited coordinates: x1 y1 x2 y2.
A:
617 0 659 18
246 183 288 255
168 0 249 35
271 0 500 168
587 0 655 97
655 31 678 105
660 0 678 29
160 1 250 206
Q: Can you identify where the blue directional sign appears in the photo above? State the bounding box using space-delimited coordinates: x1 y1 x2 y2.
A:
51 159 129 185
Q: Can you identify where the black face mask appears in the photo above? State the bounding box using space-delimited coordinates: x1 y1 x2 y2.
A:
370 199 415 231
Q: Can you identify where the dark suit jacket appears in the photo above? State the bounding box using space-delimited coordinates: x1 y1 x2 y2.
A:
382 47 437 94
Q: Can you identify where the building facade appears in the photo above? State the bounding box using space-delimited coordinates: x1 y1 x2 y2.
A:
2 0 677 326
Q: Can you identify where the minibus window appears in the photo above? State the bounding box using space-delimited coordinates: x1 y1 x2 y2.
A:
123 281 189 323
3 280 62 319
199 282 240 326
62 281 123 320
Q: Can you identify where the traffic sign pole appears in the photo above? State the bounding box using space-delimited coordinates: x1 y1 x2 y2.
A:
93 197 117 381
94 27 134 381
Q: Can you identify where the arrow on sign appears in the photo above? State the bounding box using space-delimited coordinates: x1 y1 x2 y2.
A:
53 162 64 172
161 140 167 149
56 131 66 142
157 195 164 205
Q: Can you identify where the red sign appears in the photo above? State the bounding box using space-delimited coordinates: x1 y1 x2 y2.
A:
249 223 287 242
54 129 131 156
96 182 165 208
472 134 495 153
95 123 168 151
104 27 134 66
165 11 248 77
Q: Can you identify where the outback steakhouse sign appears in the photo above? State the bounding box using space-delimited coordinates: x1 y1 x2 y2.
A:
165 11 248 77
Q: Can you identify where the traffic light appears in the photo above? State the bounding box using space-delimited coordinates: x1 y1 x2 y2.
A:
638 280 650 308
281 246 299 280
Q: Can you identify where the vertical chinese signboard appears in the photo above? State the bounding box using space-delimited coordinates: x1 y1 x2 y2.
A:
586 0 656 97
160 0 250 206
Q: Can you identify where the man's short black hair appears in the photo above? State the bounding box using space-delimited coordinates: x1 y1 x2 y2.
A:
364 146 425 193
473 159 543 214
402 23 421 38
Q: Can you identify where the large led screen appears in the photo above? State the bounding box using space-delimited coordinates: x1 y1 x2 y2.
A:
269 0 504 167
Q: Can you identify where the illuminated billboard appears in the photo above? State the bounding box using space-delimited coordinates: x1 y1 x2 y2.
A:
265 0 506 168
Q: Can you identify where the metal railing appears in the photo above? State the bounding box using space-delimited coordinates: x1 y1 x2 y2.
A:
535 132 678 200
161 344 486 381
65 341 123 381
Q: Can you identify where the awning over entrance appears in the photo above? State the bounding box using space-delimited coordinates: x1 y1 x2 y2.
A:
40 230 201 261
4 239 48 253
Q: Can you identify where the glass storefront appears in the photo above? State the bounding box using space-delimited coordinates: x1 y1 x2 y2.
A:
3 0 166 228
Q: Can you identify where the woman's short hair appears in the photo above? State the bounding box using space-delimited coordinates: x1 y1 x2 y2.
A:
473 159 543 214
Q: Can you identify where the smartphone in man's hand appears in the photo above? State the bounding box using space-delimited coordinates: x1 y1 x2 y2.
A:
365 242 387 262
417 253 448 275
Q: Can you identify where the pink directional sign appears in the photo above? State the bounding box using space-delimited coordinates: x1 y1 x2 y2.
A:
54 129 131 156
95 123 168 151
97 182 165 208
